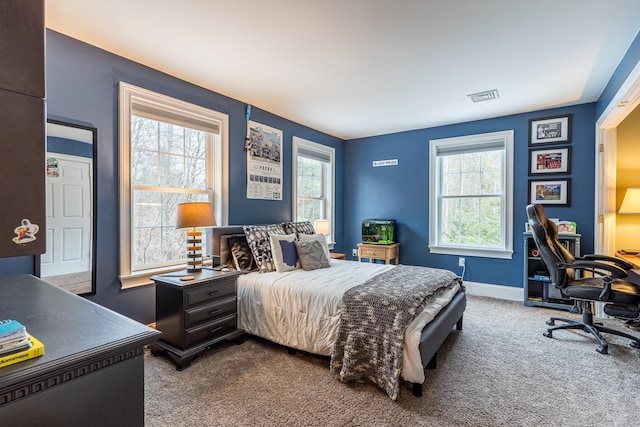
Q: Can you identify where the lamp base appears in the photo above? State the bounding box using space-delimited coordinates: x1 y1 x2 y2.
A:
186 229 204 273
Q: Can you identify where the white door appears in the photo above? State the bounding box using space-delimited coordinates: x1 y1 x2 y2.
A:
41 153 92 277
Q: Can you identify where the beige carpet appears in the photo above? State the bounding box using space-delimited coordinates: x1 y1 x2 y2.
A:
144 296 640 426
43 271 92 294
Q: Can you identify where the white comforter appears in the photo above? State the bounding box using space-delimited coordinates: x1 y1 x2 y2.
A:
237 259 459 384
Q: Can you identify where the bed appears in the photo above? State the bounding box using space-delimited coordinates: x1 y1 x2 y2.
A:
209 224 466 399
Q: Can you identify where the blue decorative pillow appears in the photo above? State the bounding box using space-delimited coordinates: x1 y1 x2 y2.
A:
280 241 298 267
270 233 300 272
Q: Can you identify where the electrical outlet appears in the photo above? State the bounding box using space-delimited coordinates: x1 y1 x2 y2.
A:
352 249 358 257
458 257 465 267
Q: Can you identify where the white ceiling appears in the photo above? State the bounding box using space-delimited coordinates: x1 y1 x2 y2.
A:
45 0 640 140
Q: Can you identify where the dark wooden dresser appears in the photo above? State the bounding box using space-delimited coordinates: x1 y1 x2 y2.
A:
151 269 244 370
0 275 160 426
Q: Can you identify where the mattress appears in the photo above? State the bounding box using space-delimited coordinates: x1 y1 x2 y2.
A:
237 259 459 384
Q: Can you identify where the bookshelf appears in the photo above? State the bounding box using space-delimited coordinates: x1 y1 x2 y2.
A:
523 232 581 310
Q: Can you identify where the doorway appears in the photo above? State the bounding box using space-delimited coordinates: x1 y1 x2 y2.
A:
595 62 640 254
41 152 93 282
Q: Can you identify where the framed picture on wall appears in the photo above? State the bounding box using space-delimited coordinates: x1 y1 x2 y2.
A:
528 179 570 206
529 147 570 175
529 115 571 145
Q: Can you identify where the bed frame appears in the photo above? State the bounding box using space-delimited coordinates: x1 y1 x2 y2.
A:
208 225 466 398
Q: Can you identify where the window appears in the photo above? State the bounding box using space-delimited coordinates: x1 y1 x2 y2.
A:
119 83 229 288
428 130 513 259
292 137 335 245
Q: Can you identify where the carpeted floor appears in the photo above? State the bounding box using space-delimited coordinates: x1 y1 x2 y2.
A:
144 295 640 426
43 271 92 294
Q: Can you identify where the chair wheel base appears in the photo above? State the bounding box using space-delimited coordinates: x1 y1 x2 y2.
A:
596 345 608 354
543 330 553 338
630 340 640 349
546 319 555 326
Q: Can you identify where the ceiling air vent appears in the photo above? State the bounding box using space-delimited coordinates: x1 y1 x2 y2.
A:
468 89 499 103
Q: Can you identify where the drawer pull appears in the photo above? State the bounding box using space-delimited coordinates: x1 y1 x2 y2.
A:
209 326 223 334
208 290 219 296
208 309 220 315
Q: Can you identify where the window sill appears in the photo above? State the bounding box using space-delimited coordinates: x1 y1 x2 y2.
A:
120 264 190 289
428 245 513 260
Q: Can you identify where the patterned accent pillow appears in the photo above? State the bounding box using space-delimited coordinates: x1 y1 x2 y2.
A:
297 233 331 261
270 233 300 272
281 221 315 235
294 240 331 271
243 224 287 273
220 233 246 266
228 235 256 271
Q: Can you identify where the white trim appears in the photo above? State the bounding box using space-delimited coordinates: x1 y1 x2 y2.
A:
463 280 523 301
118 82 229 289
595 60 640 254
428 246 513 259
292 136 335 239
428 130 514 260
597 60 640 129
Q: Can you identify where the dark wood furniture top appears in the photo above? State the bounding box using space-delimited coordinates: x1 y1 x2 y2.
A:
0 275 160 426
152 269 244 370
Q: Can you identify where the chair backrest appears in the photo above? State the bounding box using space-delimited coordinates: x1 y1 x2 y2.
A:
526 204 575 289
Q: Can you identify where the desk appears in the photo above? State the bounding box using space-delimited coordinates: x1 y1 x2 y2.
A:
0 275 160 426
616 251 640 269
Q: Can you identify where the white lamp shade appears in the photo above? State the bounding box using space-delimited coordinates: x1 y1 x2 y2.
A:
314 219 330 236
176 202 217 229
619 188 640 214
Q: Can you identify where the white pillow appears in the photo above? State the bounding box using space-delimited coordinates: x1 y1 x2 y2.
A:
270 233 300 272
297 233 331 262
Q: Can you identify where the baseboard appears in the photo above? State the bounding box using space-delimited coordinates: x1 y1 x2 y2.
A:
463 281 523 302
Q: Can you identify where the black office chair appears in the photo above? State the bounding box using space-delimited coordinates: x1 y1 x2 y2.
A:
526 203 640 354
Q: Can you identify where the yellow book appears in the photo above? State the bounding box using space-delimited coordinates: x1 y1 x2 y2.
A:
0 334 45 368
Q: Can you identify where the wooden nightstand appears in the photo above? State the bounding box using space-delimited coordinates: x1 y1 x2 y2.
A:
357 243 400 265
150 269 244 370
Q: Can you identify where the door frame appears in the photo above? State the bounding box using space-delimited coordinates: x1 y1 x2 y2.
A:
595 61 640 253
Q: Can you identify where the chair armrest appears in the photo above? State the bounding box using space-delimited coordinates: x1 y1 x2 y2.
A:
580 254 634 270
557 260 628 279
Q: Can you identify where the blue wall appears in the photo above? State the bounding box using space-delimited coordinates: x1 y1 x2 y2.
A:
47 136 93 158
597 30 640 120
345 104 596 287
0 30 344 323
1 28 638 321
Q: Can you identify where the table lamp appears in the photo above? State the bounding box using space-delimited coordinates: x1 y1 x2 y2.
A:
176 202 216 272
314 219 330 238
619 187 640 254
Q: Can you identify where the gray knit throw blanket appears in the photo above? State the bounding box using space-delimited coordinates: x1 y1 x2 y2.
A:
330 265 461 400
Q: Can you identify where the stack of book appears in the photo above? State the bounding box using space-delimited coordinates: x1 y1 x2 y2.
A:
0 319 44 368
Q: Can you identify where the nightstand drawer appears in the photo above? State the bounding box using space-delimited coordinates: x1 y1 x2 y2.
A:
185 297 237 328
360 246 387 259
185 314 237 347
185 279 235 307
